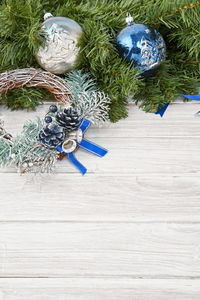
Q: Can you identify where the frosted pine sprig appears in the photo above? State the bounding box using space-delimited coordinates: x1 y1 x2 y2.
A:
65 71 111 126
73 91 111 126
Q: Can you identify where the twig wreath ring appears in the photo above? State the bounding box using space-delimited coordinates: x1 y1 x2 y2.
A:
0 68 72 104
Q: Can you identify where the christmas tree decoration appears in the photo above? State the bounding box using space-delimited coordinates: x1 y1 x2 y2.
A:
116 14 166 76
0 105 108 175
36 13 83 74
0 1 200 121
0 68 110 174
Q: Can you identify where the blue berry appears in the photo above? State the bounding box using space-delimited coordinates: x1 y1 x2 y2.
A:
44 116 52 123
49 105 58 113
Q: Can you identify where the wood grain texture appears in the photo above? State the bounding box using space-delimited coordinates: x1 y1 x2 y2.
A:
0 278 199 300
1 102 200 138
1 102 200 298
0 222 199 277
0 174 200 222
1 136 200 174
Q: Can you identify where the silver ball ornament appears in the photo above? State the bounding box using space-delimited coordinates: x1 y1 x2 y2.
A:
36 13 83 74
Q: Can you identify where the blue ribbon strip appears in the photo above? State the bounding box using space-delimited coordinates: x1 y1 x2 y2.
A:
79 138 108 157
180 94 200 101
155 94 200 117
155 103 170 117
56 119 108 175
68 152 87 175
79 118 91 134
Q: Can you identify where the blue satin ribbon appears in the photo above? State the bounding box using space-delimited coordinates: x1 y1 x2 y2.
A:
79 118 91 134
56 119 108 175
156 94 200 117
79 139 108 157
180 94 200 101
68 152 87 175
155 103 170 117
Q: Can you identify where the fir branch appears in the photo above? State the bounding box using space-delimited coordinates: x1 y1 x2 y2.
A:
0 87 44 110
0 0 199 121
65 70 97 99
0 137 12 166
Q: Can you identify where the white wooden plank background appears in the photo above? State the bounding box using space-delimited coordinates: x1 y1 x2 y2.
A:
0 101 200 299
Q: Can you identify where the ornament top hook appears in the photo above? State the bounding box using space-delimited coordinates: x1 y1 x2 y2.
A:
126 13 134 25
44 12 53 21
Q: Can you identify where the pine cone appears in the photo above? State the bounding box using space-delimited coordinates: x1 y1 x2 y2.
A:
55 108 80 132
38 123 65 148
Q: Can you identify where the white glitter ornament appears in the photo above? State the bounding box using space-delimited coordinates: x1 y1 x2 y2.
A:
36 13 83 74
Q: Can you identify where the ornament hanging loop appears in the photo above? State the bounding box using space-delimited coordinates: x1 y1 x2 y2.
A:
126 13 134 25
44 12 53 21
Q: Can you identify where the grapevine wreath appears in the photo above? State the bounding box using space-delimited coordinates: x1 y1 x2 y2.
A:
0 68 109 174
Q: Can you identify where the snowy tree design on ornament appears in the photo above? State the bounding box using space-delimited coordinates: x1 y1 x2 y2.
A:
116 15 166 77
36 13 83 74
140 32 166 70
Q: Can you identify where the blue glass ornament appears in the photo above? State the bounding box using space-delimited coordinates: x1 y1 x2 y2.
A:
116 15 166 77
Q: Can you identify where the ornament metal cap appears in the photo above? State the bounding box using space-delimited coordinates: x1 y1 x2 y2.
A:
126 13 134 25
44 12 53 21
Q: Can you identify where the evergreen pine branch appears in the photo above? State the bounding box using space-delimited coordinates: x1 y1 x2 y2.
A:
0 137 12 166
65 70 97 99
0 0 199 121
0 87 47 110
134 58 200 113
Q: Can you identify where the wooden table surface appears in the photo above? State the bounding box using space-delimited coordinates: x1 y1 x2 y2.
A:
0 101 200 299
